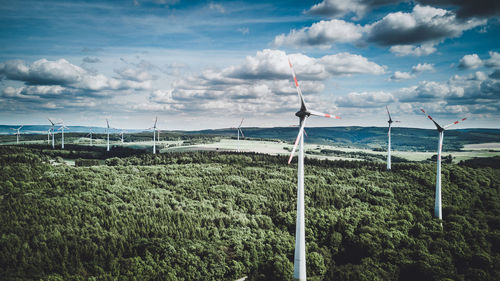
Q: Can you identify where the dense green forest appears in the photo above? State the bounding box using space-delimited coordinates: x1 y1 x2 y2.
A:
0 146 499 280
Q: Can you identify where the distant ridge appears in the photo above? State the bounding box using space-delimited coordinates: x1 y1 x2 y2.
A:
1 125 499 151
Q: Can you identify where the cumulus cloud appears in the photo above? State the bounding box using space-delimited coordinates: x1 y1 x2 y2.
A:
143 49 382 115
307 0 500 20
276 5 486 52
0 58 152 91
336 91 395 107
307 0 400 19
458 54 483 69
390 71 415 81
417 0 500 19
411 63 435 73
485 51 500 68
273 20 363 48
366 5 485 46
389 44 437 56
114 67 155 82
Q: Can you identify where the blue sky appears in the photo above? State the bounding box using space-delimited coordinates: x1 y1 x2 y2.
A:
0 0 499 130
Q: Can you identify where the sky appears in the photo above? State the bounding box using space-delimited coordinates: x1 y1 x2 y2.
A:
0 0 499 130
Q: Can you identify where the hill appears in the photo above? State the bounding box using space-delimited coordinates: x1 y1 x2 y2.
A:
2 125 500 152
0 146 499 280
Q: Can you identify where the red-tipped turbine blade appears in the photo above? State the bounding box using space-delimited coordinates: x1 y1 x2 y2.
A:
288 58 307 111
288 118 307 164
420 108 442 129
386 106 392 120
238 118 244 128
444 117 467 129
309 109 341 119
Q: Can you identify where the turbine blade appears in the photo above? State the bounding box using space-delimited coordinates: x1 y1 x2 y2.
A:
47 118 54 125
288 58 307 111
309 109 341 119
288 118 307 164
239 128 244 138
106 119 110 128
154 116 158 128
420 108 442 130
386 106 392 121
238 118 244 128
444 117 467 129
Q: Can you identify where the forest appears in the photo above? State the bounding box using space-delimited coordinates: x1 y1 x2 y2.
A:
0 145 499 280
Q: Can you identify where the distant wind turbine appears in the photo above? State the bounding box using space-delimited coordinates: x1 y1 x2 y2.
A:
148 116 158 154
237 118 244 152
119 129 126 144
106 119 111 152
48 118 56 148
11 125 23 144
386 106 400 170
87 128 93 145
287 58 340 281
57 121 68 149
421 108 466 220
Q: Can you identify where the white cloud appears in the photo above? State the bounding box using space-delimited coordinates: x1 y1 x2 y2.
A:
485 51 500 68
390 71 415 81
0 58 153 92
411 63 435 73
458 54 483 69
389 44 437 56
336 91 395 107
273 20 363 48
276 5 486 53
306 0 401 19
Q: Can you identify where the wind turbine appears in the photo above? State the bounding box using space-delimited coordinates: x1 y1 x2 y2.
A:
386 106 400 170
119 129 126 144
48 118 56 148
148 116 158 154
87 128 93 145
11 125 23 144
106 119 111 152
57 121 68 149
237 118 244 152
421 108 466 220
287 58 340 281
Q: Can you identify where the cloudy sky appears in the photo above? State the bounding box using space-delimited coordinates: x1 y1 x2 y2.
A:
1 0 499 130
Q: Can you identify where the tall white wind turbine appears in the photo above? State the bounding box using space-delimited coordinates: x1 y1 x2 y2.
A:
287 58 340 281
237 118 244 152
58 121 68 149
421 109 466 220
11 125 23 144
106 119 110 152
386 106 400 170
48 118 56 148
149 116 158 154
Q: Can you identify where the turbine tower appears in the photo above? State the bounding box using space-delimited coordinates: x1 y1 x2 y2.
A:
421 108 466 220
48 118 56 148
386 106 400 170
47 129 51 145
237 118 244 152
287 58 340 281
106 119 110 152
58 121 68 149
119 130 126 144
87 128 93 145
149 116 158 154
11 125 23 144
